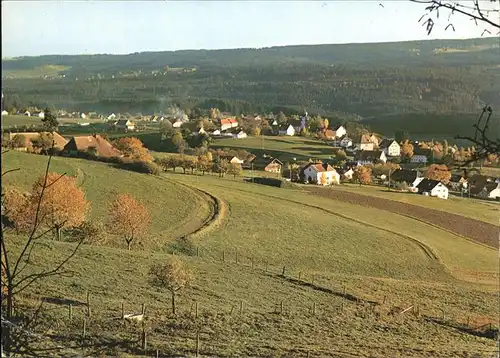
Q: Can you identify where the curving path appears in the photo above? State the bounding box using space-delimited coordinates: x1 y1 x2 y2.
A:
306 187 499 249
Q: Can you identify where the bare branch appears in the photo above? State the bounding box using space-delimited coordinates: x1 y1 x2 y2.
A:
1 168 20 177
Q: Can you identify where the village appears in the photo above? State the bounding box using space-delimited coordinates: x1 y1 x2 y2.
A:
2 106 499 202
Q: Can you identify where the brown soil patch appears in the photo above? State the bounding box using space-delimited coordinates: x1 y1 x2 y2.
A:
306 187 498 248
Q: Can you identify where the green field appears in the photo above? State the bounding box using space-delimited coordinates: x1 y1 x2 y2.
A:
212 135 335 161
1 115 106 128
2 152 498 357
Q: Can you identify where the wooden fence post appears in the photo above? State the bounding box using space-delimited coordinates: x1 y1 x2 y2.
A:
342 286 346 297
82 317 86 344
86 291 91 318
196 247 199 257
467 316 470 327
195 301 199 319
196 331 200 357
235 251 239 263
383 295 387 305
121 302 124 319
311 275 315 285
280 301 284 314
312 302 316 316
222 250 225 262
141 325 147 353
156 349 159 358
307 351 310 358
142 303 146 316
68 304 73 322
251 257 254 269
239 301 243 315
282 266 286 276
265 261 268 273
298 271 302 280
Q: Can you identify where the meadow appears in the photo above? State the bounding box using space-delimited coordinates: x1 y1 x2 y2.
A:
2 152 498 357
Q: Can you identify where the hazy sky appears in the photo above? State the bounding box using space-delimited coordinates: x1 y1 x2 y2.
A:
2 1 498 57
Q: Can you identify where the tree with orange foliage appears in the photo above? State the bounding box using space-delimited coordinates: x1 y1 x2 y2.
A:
108 193 151 250
2 189 33 233
425 164 451 184
32 172 90 240
113 137 153 162
400 140 414 159
354 166 372 186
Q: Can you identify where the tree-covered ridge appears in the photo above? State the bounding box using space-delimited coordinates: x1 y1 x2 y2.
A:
2 37 499 120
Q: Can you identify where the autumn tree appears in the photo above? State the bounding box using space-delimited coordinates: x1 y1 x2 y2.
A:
149 257 193 315
425 164 452 183
171 131 186 154
209 107 221 120
2 189 33 234
354 166 372 186
400 140 414 159
213 158 229 177
41 108 58 131
227 163 243 179
113 137 153 162
197 154 212 175
10 134 26 149
31 132 54 154
276 111 288 125
108 193 151 250
159 119 174 139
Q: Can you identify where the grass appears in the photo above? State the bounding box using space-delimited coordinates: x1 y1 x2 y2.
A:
2 64 70 79
2 151 212 250
2 152 498 357
1 115 106 128
212 135 335 161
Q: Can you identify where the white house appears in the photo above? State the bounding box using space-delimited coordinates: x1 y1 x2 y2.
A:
279 125 295 136
24 111 31 117
477 183 500 199
354 150 387 165
358 134 375 151
302 163 340 185
339 136 353 148
334 125 347 138
1 110 8 116
194 127 206 136
173 120 183 128
115 119 136 131
81 113 87 119
234 131 247 139
416 179 449 199
221 118 238 131
379 139 401 157
108 113 117 120
342 168 355 181
211 129 221 136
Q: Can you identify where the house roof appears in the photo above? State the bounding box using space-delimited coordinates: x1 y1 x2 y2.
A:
65 135 121 157
304 163 335 173
354 150 384 161
413 147 433 156
379 139 398 148
266 158 284 166
116 119 134 126
391 169 419 183
359 134 372 144
9 132 68 150
416 179 443 192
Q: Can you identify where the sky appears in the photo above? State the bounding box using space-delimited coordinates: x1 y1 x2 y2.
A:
2 1 498 57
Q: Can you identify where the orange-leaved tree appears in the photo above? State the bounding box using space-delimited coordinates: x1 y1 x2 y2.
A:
113 137 152 162
2 189 34 234
108 193 151 250
425 164 451 183
354 166 372 186
32 172 90 240
400 140 414 159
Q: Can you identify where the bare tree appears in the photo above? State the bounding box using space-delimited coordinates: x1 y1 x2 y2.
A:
1 148 86 356
411 0 499 35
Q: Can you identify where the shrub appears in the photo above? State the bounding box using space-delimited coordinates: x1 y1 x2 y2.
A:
117 159 161 175
249 177 296 189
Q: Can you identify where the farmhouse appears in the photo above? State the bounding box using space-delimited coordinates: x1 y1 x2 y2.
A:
1 110 8 116
279 124 295 136
63 134 121 158
33 111 45 118
448 173 468 191
411 148 432 164
354 150 387 165
416 179 449 199
172 120 183 128
233 131 247 139
390 169 423 190
264 158 283 173
336 167 354 181
6 132 68 152
115 119 136 132
469 181 500 199
379 139 401 157
302 163 340 185
357 134 375 151
334 125 347 138
339 136 353 148
220 118 239 131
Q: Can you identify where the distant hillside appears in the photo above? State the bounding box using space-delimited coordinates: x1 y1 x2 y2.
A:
2 37 500 137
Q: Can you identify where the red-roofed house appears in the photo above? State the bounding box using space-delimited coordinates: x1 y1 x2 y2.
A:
220 118 239 131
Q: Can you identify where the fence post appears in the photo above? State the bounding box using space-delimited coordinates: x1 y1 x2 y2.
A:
298 271 302 280
282 266 286 276
196 331 200 357
86 291 91 318
239 301 243 315
312 302 316 316
383 295 386 305
280 301 284 314
265 261 268 273
142 303 146 316
68 304 73 322
235 251 239 263
222 250 225 262
121 302 124 319
82 317 86 345
196 247 199 257
195 301 199 319
141 325 147 353
251 257 254 269
156 349 159 358
467 316 470 327
311 275 315 285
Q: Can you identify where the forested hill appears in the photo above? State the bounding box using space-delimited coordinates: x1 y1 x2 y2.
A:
2 37 500 124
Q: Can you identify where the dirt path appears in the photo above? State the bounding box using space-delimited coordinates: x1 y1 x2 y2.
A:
306 187 498 248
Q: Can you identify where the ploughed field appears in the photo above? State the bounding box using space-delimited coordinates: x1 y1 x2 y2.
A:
306 186 499 249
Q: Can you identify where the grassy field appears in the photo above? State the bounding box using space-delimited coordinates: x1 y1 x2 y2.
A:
2 152 498 357
1 115 106 128
212 135 335 161
2 151 212 250
2 64 70 79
